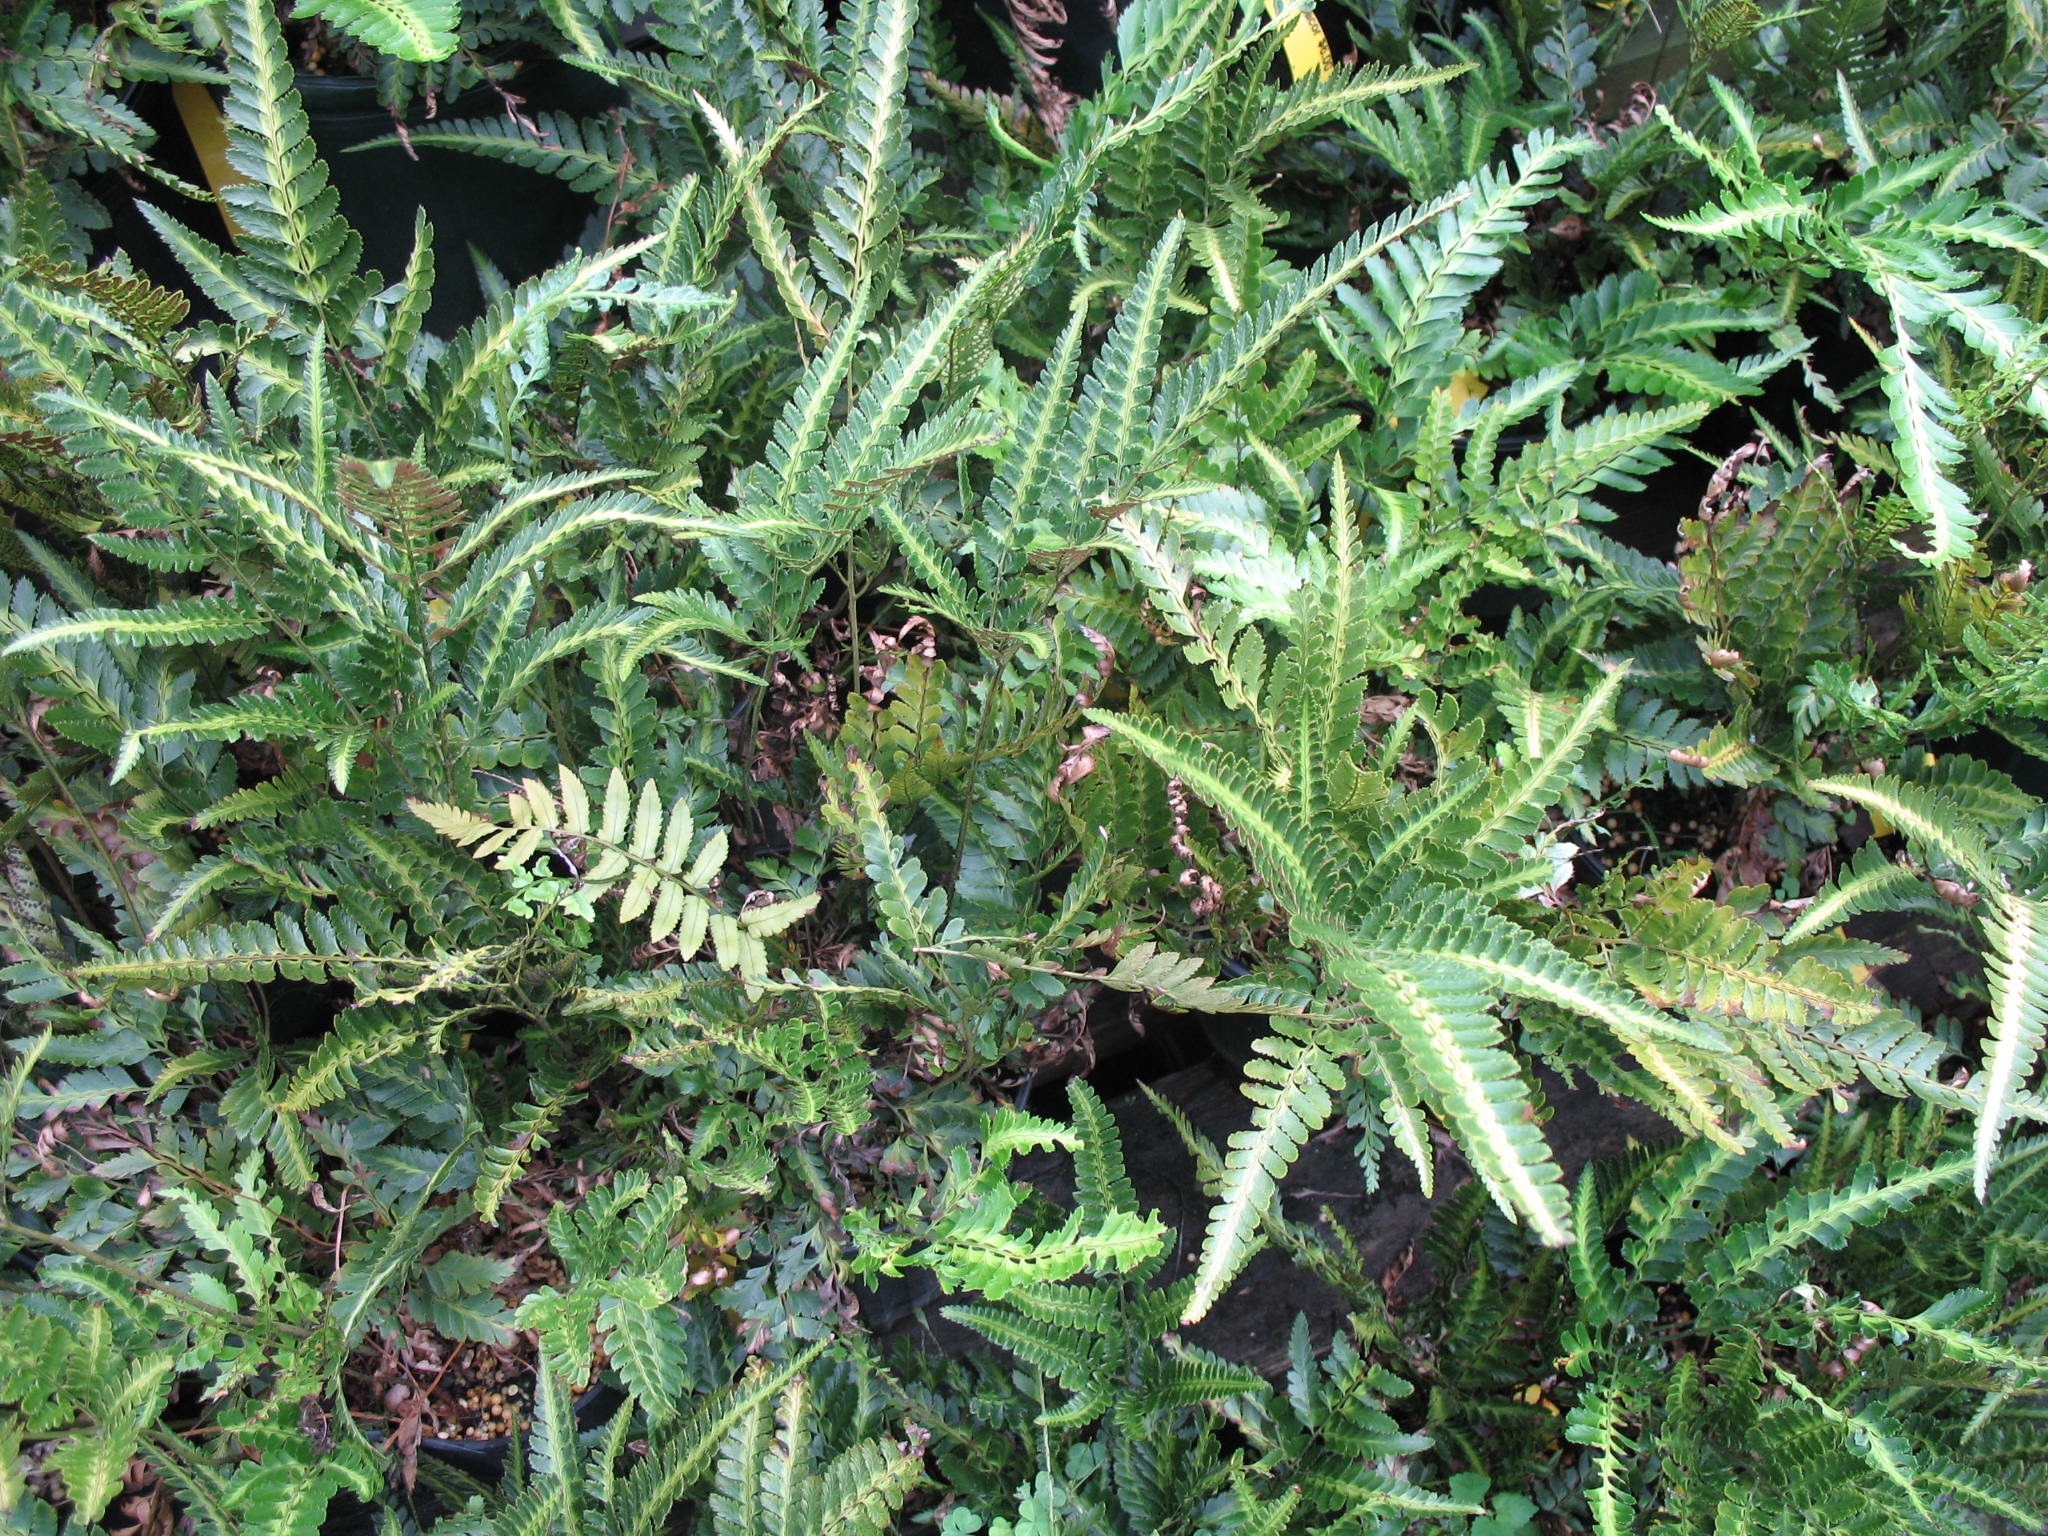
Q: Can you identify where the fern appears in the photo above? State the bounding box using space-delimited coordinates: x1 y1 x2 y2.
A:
294 0 460 62
1182 1026 1342 1320
411 764 814 955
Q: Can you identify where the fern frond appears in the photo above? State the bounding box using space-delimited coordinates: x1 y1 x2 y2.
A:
811 0 916 313
611 1345 829 1536
277 1007 445 1111
299 0 459 61
1182 1029 1342 1322
1330 946 1572 1246
475 1078 575 1222
1978 897 2048 1196
1066 1080 1139 1225
1876 315 1977 562
2 595 267 652
1564 1380 1641 1536
368 112 656 196
69 914 434 991
1700 1151 1973 1298
1085 710 1342 919
218 0 362 318
1143 190 1473 473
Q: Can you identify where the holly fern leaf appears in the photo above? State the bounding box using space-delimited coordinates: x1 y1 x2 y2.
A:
410 766 816 965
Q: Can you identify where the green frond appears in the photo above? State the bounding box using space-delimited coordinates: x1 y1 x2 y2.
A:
276 1006 445 1112
365 112 657 196
1330 946 1572 1246
811 0 916 313
217 0 362 319
1061 218 1187 499
69 913 433 991
1978 896 2048 1196
1810 772 2007 889
2 595 266 653
611 1345 830 1536
1238 61 1474 160
1876 320 1976 563
1564 1380 1641 1536
1329 130 1588 414
1182 1029 1342 1323
1145 193 1467 470
1785 841 1938 943
1463 665 1628 865
427 238 655 445
295 0 458 61
1700 1151 1973 1301
1067 1080 1139 1225
1098 941 1283 1012
475 1078 575 1222
1085 709 1341 919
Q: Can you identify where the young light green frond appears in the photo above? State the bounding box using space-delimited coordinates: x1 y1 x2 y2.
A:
1067 1080 1139 1223
1182 1030 1342 1323
1977 897 2048 1196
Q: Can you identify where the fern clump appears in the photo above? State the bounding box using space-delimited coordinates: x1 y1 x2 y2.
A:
4 0 2048 1528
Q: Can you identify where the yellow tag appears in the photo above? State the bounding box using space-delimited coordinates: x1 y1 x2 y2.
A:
171 81 253 243
1447 370 1489 410
1263 0 1333 80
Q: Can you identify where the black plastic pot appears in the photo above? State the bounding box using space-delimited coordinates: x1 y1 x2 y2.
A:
91 54 618 336
319 1381 628 1536
302 56 621 334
